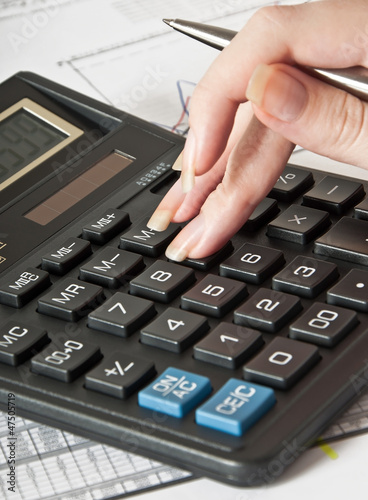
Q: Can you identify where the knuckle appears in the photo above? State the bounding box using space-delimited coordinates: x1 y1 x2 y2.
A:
331 93 368 158
247 4 297 33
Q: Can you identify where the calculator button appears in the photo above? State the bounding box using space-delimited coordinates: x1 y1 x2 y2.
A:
195 379 275 436
119 219 180 257
41 237 92 275
88 292 156 337
0 267 51 308
85 354 156 399
138 367 212 418
130 260 195 303
140 307 209 353
354 196 368 220
219 243 285 285
79 247 144 288
193 323 263 369
314 217 368 266
269 165 314 202
243 198 279 231
327 269 368 312
38 279 104 322
267 205 330 244
31 339 102 383
176 242 233 271
0 322 49 366
82 209 130 244
181 274 248 318
289 302 358 347
234 288 302 333
272 255 338 298
303 176 364 214
243 337 320 390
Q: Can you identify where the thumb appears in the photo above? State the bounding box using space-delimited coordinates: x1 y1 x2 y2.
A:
246 63 368 168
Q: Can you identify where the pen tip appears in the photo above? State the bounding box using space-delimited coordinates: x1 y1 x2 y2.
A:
163 18 174 26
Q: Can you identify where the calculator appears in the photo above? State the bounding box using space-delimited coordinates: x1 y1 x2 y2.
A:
1 72 368 487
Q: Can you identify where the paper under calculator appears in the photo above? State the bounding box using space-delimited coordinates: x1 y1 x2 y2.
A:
1 72 368 487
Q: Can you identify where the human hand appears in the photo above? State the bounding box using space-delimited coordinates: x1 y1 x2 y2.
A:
148 0 368 261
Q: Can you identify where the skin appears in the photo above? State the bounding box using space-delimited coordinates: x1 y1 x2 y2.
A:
147 0 368 261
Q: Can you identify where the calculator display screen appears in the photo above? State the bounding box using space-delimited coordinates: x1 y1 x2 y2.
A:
24 151 134 225
0 98 83 190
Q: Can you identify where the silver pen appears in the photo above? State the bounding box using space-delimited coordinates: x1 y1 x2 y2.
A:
163 18 368 102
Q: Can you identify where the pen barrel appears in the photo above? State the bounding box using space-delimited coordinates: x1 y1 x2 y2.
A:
302 66 368 102
166 19 368 102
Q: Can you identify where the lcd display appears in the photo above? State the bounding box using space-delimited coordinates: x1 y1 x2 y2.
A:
0 98 83 190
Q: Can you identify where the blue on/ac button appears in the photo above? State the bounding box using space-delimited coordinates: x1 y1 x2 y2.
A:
195 378 276 436
138 367 212 418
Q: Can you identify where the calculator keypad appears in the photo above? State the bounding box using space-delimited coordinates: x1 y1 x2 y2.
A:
2 164 368 486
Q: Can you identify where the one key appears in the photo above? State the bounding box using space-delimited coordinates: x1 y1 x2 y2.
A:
243 337 320 390
193 322 263 369
41 237 92 275
119 219 180 257
272 255 338 298
219 243 285 285
327 269 368 312
181 274 248 318
289 302 358 347
303 176 364 214
195 378 275 436
267 205 330 244
140 307 209 353
130 260 195 303
0 321 49 366
314 217 368 266
79 247 144 288
268 165 314 202
31 339 102 382
38 279 104 322
88 292 156 337
82 209 130 244
85 353 156 399
138 367 212 418
234 288 302 333
0 267 50 308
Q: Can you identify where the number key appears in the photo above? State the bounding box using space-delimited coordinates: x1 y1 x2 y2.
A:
234 288 302 333
272 256 338 298
243 337 320 390
219 243 285 284
181 274 248 318
130 260 195 303
31 339 102 382
289 302 358 347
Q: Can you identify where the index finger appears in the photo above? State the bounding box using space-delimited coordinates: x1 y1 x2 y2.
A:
186 0 367 176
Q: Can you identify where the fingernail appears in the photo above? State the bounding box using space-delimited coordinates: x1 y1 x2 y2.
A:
165 244 188 262
147 209 173 231
246 64 307 122
181 164 195 193
172 151 183 171
181 130 196 193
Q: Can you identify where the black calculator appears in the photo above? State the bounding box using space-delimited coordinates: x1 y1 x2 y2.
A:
1 72 368 487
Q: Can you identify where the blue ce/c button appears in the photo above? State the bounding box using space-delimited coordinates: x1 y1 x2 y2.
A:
195 378 276 436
